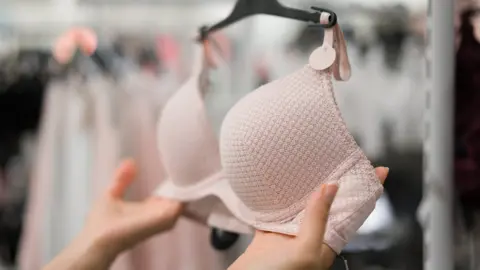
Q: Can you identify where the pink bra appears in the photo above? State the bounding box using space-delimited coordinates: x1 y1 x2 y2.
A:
155 37 252 234
157 12 383 253
218 13 383 253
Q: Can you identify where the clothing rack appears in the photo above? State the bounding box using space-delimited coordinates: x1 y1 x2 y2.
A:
420 0 455 269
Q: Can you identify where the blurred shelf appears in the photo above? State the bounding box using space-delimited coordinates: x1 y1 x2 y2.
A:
0 3 233 32
77 0 234 4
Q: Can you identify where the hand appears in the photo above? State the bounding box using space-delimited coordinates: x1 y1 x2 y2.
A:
43 159 184 270
229 167 389 270
79 159 184 255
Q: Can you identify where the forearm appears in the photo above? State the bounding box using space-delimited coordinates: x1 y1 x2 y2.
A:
42 236 115 270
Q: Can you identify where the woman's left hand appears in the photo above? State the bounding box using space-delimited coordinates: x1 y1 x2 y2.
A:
43 159 184 270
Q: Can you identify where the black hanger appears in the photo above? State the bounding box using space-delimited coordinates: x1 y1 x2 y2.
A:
90 51 109 74
200 0 337 39
55 49 115 81
210 228 240 251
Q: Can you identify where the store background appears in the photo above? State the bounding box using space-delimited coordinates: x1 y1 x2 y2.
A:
0 0 471 269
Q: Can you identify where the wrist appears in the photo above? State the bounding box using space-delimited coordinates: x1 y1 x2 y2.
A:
72 232 118 266
319 244 337 268
67 236 116 270
240 232 337 270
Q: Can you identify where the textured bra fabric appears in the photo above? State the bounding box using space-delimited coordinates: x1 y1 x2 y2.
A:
218 13 384 253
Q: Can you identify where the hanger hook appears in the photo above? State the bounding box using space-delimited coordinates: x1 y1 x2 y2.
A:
311 7 337 28
197 26 210 42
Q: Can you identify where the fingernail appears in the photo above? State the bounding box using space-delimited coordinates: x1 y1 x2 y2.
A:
319 184 327 196
325 184 338 202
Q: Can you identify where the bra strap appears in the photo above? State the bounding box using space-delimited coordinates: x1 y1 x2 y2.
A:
192 32 227 75
332 20 351 81
315 12 351 81
192 32 228 96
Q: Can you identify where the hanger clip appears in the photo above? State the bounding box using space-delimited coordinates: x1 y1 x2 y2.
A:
310 7 337 28
339 254 350 270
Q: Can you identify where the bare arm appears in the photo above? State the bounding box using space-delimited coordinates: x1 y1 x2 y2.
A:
42 235 115 270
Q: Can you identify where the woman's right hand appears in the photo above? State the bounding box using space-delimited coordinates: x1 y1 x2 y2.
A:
229 167 389 270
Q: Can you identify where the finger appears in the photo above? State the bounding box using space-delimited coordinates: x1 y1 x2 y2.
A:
125 198 185 238
375 167 389 185
145 197 185 219
298 184 338 249
109 159 137 198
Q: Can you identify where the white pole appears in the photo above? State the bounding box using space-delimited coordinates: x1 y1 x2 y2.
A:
420 0 455 269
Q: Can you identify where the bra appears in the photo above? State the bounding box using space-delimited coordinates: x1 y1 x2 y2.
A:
217 12 383 253
157 12 383 253
155 35 252 235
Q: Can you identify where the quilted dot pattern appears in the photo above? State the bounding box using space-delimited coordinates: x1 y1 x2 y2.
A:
220 64 383 252
327 156 382 240
221 66 357 218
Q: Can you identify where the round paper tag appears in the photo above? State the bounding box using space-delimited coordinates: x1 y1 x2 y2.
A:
309 45 336 71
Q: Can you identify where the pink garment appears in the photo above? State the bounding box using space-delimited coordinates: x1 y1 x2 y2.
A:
90 79 133 270
155 40 251 235
90 79 119 193
18 84 62 269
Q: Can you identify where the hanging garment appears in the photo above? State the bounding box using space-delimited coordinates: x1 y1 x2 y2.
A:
155 39 251 235
452 6 480 269
116 73 169 270
218 13 383 254
89 77 133 270
0 76 46 264
0 135 35 267
18 82 64 269
455 8 480 218
19 76 108 269
90 78 120 193
39 78 94 261
52 81 93 255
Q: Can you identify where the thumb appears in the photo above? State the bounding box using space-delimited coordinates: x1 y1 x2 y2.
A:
298 184 338 250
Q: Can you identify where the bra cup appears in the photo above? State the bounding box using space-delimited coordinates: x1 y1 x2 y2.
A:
155 40 253 237
220 66 358 217
158 78 222 187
